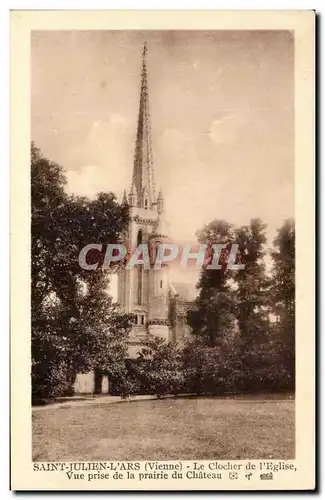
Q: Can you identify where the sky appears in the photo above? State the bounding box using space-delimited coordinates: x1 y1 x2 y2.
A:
32 30 294 285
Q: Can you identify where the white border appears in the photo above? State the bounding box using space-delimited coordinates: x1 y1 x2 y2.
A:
4 1 322 498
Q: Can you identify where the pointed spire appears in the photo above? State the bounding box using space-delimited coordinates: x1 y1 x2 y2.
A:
122 189 128 205
132 42 156 209
142 41 147 71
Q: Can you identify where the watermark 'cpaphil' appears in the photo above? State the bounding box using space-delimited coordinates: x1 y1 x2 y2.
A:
78 243 245 271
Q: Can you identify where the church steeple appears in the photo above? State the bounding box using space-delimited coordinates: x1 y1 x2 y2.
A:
117 42 172 352
131 42 156 209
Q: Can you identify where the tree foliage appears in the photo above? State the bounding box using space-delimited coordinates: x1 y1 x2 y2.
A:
182 338 241 395
269 219 295 389
32 140 296 400
232 219 273 390
186 217 295 395
126 336 184 398
188 220 237 348
31 143 132 399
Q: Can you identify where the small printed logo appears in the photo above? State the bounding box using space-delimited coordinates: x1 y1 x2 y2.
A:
260 473 273 480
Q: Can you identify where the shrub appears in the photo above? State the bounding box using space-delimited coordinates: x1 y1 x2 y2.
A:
135 336 184 398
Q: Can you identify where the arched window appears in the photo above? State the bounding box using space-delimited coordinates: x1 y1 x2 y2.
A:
141 315 145 325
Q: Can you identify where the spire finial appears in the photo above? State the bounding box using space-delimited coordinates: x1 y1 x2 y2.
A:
142 42 147 76
143 41 147 60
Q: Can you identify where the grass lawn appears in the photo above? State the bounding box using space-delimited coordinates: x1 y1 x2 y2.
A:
32 397 295 461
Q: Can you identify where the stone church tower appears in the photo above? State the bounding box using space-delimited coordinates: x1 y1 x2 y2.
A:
73 44 195 394
118 43 172 358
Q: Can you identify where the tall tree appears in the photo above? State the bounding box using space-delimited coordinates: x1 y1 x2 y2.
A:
31 143 132 399
234 219 270 334
270 219 295 321
234 218 272 390
187 220 237 348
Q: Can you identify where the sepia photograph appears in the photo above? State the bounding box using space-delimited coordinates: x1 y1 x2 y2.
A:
31 29 295 462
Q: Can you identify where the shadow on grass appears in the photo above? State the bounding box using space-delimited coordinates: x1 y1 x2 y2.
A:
32 391 295 409
106 392 295 406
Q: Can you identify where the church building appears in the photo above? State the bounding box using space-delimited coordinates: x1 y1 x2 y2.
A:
74 44 196 394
